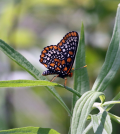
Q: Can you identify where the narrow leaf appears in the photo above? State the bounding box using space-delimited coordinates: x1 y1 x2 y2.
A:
108 112 120 124
92 4 120 92
83 121 93 134
71 91 104 134
0 80 58 88
0 40 71 116
0 80 81 97
105 92 120 111
91 111 112 134
0 126 60 134
103 101 120 108
73 23 90 109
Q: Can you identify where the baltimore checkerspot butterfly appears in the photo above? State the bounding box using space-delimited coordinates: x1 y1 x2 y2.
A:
39 31 86 86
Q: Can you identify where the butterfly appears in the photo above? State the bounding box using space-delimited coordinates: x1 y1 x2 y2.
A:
39 31 79 86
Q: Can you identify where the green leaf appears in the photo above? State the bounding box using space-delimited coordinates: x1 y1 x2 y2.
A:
0 40 43 80
71 91 104 134
108 112 120 124
105 92 120 111
0 80 58 88
0 127 60 134
83 121 93 134
99 94 106 104
92 4 120 92
0 80 81 97
73 23 90 109
103 101 120 106
91 111 112 134
0 39 71 116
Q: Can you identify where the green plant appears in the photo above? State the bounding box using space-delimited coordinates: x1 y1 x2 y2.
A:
0 3 120 134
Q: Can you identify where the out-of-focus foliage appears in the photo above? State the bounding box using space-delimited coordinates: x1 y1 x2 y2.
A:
0 0 120 133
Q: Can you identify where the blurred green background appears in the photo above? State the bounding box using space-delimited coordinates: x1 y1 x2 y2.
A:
0 0 120 133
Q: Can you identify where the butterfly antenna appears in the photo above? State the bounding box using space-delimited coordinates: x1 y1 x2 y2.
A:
72 65 87 72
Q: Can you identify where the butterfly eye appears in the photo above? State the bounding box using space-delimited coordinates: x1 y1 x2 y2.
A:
68 72 73 77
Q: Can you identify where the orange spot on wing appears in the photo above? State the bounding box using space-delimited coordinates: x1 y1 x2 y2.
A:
67 57 72 62
54 58 60 62
71 32 74 36
40 58 43 63
43 64 47 68
73 31 77 36
45 47 49 50
67 64 73 73
63 36 67 40
55 67 60 71
57 63 60 66
66 34 69 38
63 67 67 71
62 39 65 43
61 60 65 65
53 46 57 49
49 46 53 49
50 63 55 67
69 51 73 55
41 53 45 58
58 42 62 46
68 33 71 36
58 47 62 51
42 50 47 53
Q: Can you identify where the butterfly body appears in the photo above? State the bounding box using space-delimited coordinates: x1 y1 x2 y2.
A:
39 31 79 86
42 70 73 79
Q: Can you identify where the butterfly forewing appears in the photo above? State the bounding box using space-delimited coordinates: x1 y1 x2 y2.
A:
57 31 79 75
39 31 79 78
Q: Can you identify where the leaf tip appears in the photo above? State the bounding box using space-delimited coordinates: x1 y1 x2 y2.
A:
81 22 84 29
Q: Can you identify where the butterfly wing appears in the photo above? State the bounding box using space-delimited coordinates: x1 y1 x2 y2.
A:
57 31 79 77
39 31 79 77
39 45 64 73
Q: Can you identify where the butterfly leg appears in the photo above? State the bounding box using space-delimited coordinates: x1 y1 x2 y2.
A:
50 74 59 82
64 77 67 88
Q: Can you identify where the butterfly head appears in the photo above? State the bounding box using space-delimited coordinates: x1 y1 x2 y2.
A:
68 72 73 77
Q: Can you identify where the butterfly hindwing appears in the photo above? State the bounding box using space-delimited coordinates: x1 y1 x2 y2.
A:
40 45 63 72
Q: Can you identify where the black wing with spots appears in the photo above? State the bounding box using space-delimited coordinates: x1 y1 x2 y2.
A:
57 31 79 76
39 31 79 78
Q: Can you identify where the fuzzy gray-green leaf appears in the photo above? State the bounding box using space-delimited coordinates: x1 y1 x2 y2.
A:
71 91 104 134
73 23 90 109
92 4 120 92
91 111 112 134
105 92 120 111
